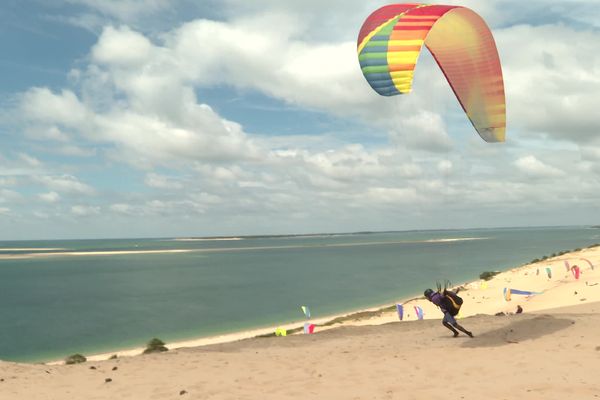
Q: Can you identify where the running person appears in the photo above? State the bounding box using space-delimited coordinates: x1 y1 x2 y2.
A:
424 288 473 338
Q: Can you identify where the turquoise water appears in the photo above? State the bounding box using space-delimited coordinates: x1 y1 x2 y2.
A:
0 226 599 362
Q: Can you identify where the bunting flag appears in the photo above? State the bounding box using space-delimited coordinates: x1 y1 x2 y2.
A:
396 304 404 320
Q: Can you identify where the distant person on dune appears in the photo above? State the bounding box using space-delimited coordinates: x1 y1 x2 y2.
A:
424 287 474 338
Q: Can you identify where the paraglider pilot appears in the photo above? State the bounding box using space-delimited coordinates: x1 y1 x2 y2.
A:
424 288 473 338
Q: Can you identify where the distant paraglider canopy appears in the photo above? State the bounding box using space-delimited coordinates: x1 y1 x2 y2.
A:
357 3 506 142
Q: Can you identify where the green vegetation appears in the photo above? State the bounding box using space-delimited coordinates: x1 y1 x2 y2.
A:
479 271 500 281
65 353 87 364
523 242 600 265
143 338 168 354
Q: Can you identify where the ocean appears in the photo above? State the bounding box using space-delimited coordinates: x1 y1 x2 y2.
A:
1 226 599 362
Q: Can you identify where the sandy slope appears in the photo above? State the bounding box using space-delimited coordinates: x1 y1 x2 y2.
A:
1 301 599 399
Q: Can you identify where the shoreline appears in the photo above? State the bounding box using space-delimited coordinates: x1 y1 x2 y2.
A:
41 242 600 365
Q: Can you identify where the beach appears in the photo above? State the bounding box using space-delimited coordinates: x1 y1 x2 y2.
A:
1 245 599 399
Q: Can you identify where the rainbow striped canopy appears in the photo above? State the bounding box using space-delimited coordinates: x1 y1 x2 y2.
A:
358 4 506 142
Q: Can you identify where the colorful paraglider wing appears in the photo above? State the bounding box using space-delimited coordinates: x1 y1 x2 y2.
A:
503 287 512 301
571 265 580 280
301 306 311 319
396 304 404 320
308 324 316 334
414 306 424 320
545 267 552 279
275 327 287 337
357 4 506 142
507 288 543 296
580 258 594 270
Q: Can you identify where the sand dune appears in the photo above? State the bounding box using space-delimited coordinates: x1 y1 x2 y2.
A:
1 246 600 399
1 302 599 399
0 248 66 251
0 249 196 259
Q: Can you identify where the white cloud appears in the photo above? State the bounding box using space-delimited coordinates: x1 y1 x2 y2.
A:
0 189 22 203
56 145 97 157
366 187 419 205
18 153 42 167
0 177 17 186
20 88 88 128
437 160 453 174
109 203 136 215
71 205 101 216
0 207 10 216
514 155 566 178
92 26 153 66
39 191 61 203
65 0 171 22
34 175 95 195
498 24 600 141
33 211 51 219
144 173 183 189
394 111 452 152
189 192 221 205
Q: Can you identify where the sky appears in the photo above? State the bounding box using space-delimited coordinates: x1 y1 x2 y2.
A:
0 0 599 240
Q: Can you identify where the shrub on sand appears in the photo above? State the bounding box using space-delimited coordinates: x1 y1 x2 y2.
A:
479 271 500 281
65 353 87 364
143 338 168 354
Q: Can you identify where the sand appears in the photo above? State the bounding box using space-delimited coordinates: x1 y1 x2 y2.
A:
0 237 482 260
1 245 600 399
